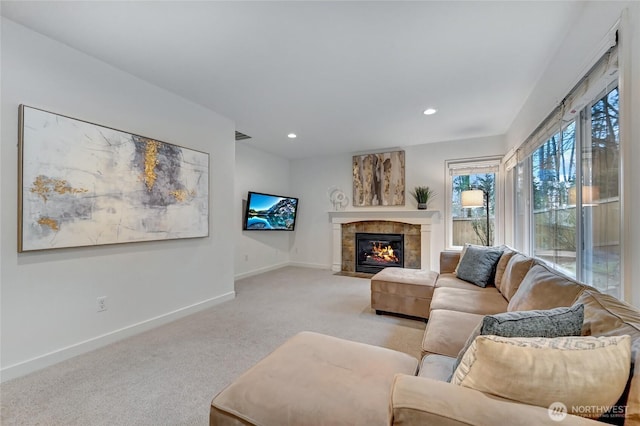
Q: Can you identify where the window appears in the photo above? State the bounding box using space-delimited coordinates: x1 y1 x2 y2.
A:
514 159 530 252
446 158 500 249
510 46 621 297
532 121 577 275
581 85 620 294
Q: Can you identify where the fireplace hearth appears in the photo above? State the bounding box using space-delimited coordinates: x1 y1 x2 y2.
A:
355 232 404 274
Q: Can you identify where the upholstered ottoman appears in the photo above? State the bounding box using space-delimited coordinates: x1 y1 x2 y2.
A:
210 331 418 426
371 268 438 319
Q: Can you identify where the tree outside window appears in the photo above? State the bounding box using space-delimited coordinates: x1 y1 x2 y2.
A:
452 173 496 246
532 122 577 275
528 86 620 295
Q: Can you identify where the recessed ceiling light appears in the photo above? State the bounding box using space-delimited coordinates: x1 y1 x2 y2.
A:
288 133 297 139
423 108 438 115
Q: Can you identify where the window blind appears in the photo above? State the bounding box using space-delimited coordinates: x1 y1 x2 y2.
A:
503 147 518 172
517 44 618 163
448 162 500 176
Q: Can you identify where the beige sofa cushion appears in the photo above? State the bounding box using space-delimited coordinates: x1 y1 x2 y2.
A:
577 289 640 338
575 289 640 424
390 375 600 426
421 309 484 358
417 354 456 382
452 335 631 419
435 273 498 292
508 264 587 312
440 251 462 274
430 287 508 315
454 243 470 275
210 331 418 426
498 253 535 301
493 247 516 291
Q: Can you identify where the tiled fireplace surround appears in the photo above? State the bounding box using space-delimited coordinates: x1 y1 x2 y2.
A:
329 211 435 273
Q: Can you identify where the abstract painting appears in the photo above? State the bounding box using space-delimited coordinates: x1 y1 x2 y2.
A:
352 151 405 206
18 105 209 252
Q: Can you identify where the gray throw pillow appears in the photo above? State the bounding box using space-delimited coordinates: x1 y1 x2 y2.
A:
455 245 503 287
482 304 584 337
449 304 585 382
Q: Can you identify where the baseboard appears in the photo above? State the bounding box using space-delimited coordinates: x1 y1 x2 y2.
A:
287 261 330 270
234 262 290 280
234 262 330 280
0 291 236 383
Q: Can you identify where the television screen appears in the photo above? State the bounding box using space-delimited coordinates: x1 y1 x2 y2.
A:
243 192 299 231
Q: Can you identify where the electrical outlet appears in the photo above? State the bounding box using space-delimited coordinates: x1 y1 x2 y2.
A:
97 296 107 312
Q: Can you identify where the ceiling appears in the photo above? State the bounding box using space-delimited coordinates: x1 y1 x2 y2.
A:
1 1 583 159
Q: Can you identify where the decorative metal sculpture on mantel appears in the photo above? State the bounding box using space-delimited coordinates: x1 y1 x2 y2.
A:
352 150 405 207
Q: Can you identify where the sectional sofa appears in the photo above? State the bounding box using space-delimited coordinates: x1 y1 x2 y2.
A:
210 247 640 425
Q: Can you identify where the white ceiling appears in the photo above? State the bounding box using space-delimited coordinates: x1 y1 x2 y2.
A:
1 1 583 159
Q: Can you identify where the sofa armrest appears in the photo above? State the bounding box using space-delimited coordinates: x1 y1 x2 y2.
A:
439 251 461 274
390 375 601 426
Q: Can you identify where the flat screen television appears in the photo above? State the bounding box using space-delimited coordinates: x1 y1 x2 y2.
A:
243 191 299 231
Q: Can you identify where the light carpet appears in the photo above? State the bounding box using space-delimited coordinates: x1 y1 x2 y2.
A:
1 266 425 425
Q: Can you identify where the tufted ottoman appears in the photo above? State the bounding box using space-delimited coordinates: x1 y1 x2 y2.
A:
371 268 438 319
210 331 418 426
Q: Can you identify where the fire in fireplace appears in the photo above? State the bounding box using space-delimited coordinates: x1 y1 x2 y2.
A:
355 232 404 274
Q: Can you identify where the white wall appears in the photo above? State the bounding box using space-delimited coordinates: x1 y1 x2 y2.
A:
505 2 640 305
0 19 236 380
289 135 505 271
506 2 629 150
235 143 293 279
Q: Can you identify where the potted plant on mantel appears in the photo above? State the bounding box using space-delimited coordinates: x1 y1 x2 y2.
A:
411 186 435 210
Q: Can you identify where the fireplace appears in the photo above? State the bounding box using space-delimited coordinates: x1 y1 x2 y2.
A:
355 232 404 274
330 212 435 273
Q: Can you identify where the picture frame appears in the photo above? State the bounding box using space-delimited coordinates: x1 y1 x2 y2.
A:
352 150 405 207
18 105 210 252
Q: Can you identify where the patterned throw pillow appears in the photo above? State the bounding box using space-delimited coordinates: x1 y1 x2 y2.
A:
450 304 584 378
451 335 631 419
455 245 503 287
482 303 584 337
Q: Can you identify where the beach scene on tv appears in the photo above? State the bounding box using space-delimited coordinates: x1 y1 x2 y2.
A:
245 193 298 230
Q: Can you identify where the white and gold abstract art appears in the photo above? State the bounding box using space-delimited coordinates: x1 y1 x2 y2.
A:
18 105 209 252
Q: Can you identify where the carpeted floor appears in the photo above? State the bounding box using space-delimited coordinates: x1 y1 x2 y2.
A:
0 266 425 425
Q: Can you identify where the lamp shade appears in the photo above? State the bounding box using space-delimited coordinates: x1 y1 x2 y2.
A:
568 185 600 206
461 189 484 208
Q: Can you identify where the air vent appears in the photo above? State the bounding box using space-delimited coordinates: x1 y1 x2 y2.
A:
235 131 251 141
